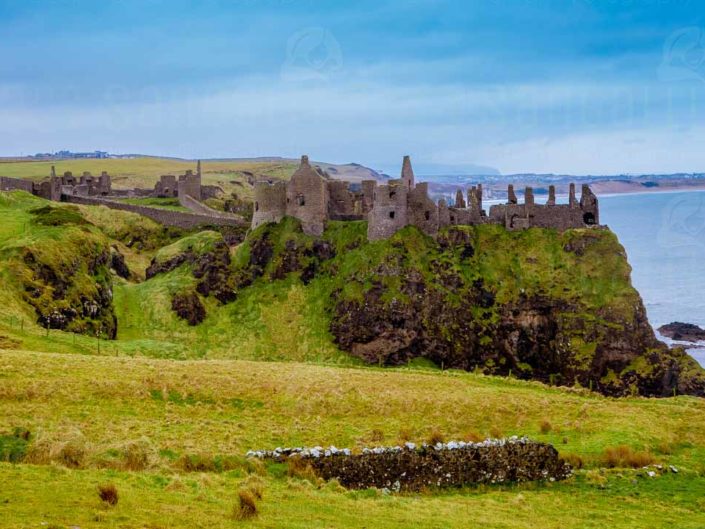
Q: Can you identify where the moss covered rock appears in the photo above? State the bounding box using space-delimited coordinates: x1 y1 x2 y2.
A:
229 218 705 398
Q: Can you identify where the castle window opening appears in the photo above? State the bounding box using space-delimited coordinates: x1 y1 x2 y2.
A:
389 190 396 198
389 211 395 219
297 194 305 206
255 201 259 212
583 212 595 225
424 211 430 221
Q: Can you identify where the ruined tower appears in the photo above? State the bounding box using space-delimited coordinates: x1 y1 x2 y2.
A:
285 155 329 236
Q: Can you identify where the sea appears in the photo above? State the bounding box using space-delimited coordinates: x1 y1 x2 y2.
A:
599 190 705 367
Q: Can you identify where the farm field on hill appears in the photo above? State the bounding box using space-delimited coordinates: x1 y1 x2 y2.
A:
0 157 297 200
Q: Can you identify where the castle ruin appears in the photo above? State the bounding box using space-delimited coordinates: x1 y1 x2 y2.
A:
252 155 600 239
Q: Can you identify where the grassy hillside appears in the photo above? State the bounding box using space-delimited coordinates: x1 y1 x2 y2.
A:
1 350 705 528
1 192 705 527
0 157 297 200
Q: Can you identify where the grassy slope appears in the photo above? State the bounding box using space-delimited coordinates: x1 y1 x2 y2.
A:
1 350 705 528
1 194 705 527
0 157 297 200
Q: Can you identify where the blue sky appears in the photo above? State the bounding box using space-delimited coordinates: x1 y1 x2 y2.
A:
1 0 705 174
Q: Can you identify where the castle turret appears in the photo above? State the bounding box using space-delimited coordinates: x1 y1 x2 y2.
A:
569 183 577 207
455 189 466 208
401 155 415 190
524 187 534 206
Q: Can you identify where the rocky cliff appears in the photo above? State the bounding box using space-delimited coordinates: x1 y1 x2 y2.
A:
217 218 705 398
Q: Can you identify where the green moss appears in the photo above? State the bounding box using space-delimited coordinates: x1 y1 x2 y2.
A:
29 205 89 226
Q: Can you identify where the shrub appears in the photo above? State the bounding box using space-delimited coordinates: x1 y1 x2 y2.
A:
601 445 655 468
97 483 119 506
233 489 258 520
540 419 552 434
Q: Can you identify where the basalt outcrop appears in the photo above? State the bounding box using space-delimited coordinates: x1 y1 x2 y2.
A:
658 322 705 343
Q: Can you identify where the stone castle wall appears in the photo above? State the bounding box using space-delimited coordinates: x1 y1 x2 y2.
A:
253 181 287 229
251 155 602 240
0 177 34 194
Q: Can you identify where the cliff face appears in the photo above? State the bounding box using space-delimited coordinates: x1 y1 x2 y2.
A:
15 205 118 338
229 218 705 397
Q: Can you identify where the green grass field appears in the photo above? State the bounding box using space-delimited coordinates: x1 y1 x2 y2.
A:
1 191 705 528
1 351 705 528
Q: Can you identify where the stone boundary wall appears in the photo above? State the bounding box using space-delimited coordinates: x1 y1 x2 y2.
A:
0 176 34 193
248 437 572 491
64 195 246 229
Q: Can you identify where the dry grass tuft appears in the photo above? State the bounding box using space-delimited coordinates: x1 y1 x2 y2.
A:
585 469 607 487
369 428 384 443
233 489 258 520
241 475 265 500
540 419 552 434
398 428 413 443
601 445 655 468
427 428 445 445
287 456 319 483
26 428 88 468
120 437 157 471
464 431 484 443
489 426 503 439
561 452 584 470
97 483 119 506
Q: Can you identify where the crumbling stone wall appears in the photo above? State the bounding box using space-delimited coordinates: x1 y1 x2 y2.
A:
249 437 571 492
406 183 438 237
153 175 178 197
489 185 599 231
328 180 359 220
0 177 34 193
252 181 287 229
